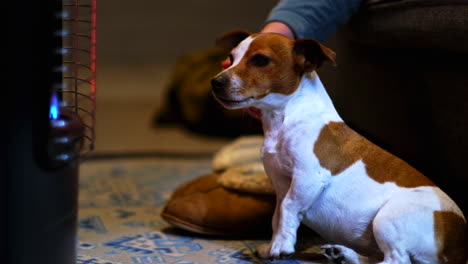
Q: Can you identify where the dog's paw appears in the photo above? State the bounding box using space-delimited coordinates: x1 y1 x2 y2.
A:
321 244 350 264
256 241 295 260
256 243 272 259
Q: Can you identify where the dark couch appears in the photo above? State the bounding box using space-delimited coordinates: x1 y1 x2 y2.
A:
320 0 468 214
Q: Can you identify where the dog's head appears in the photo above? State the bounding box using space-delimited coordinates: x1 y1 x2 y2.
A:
211 30 336 109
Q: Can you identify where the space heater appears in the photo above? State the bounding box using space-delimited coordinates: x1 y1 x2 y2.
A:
6 0 96 263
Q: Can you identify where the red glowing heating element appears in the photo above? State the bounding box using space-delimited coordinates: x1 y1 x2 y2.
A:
90 0 96 95
50 0 97 159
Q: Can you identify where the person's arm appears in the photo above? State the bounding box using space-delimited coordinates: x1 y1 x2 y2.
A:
263 0 363 41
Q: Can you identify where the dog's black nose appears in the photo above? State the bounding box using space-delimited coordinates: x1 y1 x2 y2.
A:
211 76 228 91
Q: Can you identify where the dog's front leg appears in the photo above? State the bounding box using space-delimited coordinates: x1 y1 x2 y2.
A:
256 172 291 259
257 169 327 259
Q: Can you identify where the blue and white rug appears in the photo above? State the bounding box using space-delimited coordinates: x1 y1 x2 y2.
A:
78 157 327 264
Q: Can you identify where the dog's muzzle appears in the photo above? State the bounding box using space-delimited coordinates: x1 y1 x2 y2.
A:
211 76 229 93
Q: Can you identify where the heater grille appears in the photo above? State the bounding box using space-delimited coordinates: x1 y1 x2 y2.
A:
55 0 97 159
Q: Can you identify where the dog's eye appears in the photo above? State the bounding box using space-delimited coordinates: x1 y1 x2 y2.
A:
250 54 270 67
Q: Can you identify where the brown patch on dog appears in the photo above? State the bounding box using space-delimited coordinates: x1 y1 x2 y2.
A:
225 33 336 99
293 38 336 71
231 34 301 98
313 122 435 188
433 211 468 264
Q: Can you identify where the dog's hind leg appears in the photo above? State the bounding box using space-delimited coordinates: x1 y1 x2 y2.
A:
322 244 375 264
371 195 434 264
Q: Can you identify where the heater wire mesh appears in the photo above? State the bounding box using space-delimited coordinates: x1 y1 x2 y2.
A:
55 0 97 159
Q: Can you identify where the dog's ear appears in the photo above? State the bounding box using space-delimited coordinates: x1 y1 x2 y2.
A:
215 30 251 50
293 38 336 72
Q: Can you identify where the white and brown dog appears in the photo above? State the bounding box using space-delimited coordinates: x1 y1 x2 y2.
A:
211 30 467 264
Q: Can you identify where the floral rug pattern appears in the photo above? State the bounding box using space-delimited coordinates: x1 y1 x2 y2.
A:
77 157 327 264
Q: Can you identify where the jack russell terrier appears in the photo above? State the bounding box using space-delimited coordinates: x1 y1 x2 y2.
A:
211 30 467 264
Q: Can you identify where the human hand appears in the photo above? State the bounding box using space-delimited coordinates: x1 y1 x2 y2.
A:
260 22 294 39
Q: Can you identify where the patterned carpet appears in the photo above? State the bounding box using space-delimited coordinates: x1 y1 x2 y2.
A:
77 156 328 264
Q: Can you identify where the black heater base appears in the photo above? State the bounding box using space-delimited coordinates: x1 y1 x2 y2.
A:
7 121 79 264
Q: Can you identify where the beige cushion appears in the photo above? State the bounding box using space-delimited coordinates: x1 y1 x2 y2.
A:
212 136 264 172
161 173 275 236
218 162 274 195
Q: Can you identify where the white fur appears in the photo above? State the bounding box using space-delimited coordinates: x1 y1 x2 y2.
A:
214 35 466 263
242 71 464 263
216 36 257 104
229 36 256 68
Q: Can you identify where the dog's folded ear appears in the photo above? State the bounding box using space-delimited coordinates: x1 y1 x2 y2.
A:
293 38 336 72
215 30 251 50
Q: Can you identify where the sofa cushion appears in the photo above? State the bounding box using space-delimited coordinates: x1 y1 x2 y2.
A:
347 0 468 53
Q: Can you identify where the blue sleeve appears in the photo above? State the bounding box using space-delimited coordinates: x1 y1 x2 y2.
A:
264 0 364 41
